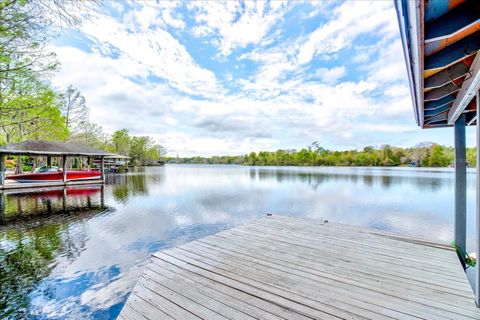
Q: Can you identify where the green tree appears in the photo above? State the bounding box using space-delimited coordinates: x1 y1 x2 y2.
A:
467 147 476 167
129 136 157 165
429 145 450 167
0 71 68 143
112 129 131 155
145 146 159 163
246 152 257 165
0 0 95 144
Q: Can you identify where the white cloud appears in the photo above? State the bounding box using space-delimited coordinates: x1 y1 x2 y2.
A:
52 46 180 133
297 1 397 64
81 11 222 98
189 1 291 56
366 39 407 85
315 66 346 84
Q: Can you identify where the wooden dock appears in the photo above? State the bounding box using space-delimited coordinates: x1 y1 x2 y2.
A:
0 179 103 190
119 215 480 319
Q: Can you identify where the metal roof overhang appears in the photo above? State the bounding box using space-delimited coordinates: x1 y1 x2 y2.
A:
395 0 480 128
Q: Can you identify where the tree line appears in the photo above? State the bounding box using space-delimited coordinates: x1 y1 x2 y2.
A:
0 1 166 166
170 142 477 168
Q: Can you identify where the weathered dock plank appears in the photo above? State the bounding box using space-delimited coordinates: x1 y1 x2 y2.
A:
120 216 480 319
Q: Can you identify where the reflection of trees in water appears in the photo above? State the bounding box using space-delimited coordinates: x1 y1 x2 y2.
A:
0 188 105 224
0 199 106 318
363 175 373 187
249 168 257 180
0 182 125 318
381 176 391 188
131 173 148 195
253 168 448 192
0 224 62 319
106 174 131 203
112 184 129 203
107 167 165 202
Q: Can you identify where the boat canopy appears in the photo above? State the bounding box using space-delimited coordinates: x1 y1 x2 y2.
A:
395 0 480 128
0 140 114 157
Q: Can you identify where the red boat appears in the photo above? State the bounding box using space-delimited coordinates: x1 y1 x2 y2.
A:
6 166 101 183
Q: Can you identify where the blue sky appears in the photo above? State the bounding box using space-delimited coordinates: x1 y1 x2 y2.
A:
50 1 475 156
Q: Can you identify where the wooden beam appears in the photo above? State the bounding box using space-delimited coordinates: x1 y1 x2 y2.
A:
424 0 466 23
425 112 448 124
468 114 478 126
454 114 466 263
424 82 461 102
425 94 455 110
448 52 480 125
424 1 480 56
424 61 470 89
425 36 480 78
425 104 450 117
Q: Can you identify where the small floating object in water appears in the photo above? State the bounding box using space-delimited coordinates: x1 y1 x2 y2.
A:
266 213 272 217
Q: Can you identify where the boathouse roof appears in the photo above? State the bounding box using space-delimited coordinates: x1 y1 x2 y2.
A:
395 0 480 128
0 140 114 156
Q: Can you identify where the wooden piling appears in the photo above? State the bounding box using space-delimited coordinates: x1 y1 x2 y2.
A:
0 154 5 186
62 155 67 184
100 156 105 182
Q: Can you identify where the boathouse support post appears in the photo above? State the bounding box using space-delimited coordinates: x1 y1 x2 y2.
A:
100 185 105 208
100 156 105 182
454 114 467 261
0 192 4 219
16 155 22 174
0 153 5 186
62 155 67 184
476 90 480 307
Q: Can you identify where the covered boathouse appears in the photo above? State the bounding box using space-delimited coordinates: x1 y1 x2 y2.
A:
395 0 480 305
0 140 114 189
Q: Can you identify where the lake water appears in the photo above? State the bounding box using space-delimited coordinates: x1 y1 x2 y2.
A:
0 165 477 319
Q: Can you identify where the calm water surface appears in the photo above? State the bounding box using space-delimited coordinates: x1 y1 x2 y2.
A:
0 165 476 319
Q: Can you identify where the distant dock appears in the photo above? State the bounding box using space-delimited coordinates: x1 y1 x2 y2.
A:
119 215 479 319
